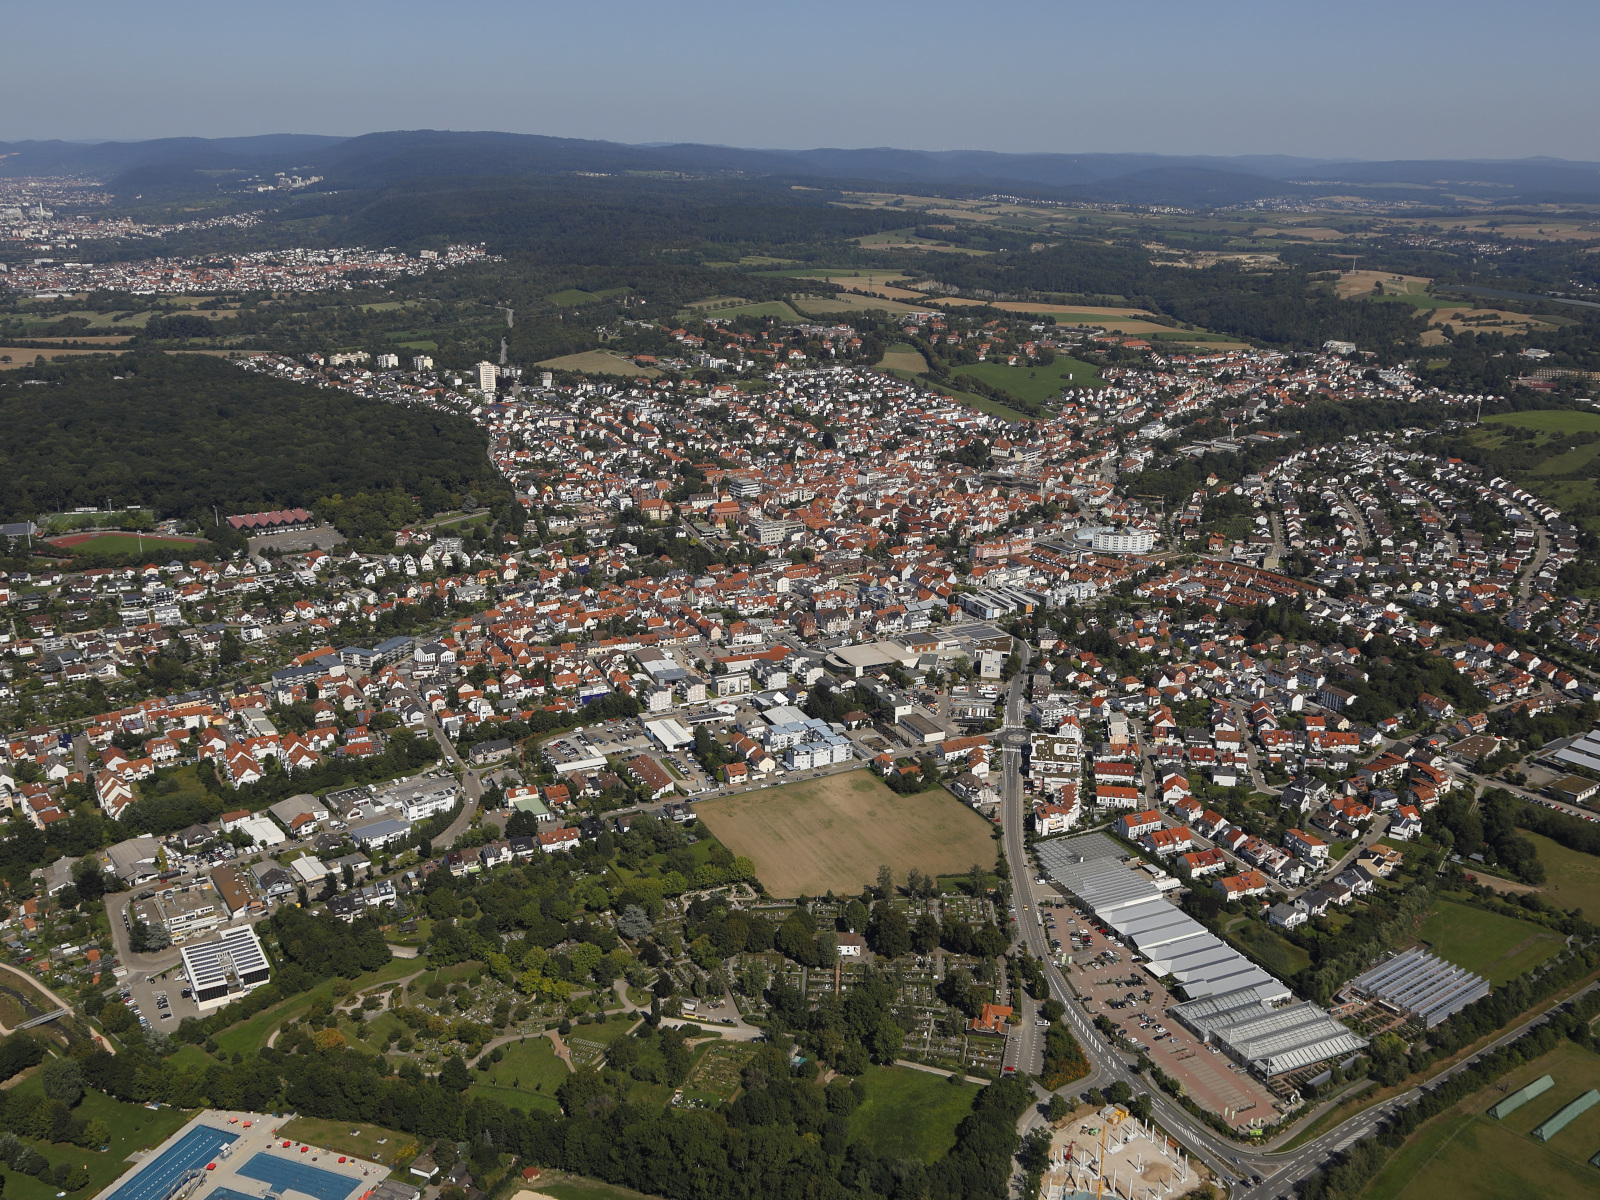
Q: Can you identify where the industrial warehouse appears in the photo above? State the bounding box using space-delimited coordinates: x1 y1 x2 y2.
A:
1038 833 1287 1003
1344 946 1491 1028
1038 832 1367 1081
1169 988 1368 1078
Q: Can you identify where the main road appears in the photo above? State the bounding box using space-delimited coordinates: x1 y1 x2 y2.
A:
993 636 1593 1198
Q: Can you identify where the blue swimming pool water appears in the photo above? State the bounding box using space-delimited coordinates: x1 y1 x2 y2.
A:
235 1154 363 1200
203 1188 266 1200
106 1127 240 1200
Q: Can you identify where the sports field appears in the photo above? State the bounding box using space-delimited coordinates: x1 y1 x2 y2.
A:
47 532 206 555
693 768 996 898
1416 899 1563 986
1359 1040 1600 1200
847 1065 981 1161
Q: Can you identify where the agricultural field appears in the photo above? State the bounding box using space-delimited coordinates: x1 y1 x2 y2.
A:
1416 899 1564 986
693 768 996 898
1455 410 1600 519
1525 832 1600 919
536 350 660 378
1481 410 1600 436
675 300 801 321
1359 1040 1600 1200
847 1065 982 1162
878 343 928 373
953 358 1104 402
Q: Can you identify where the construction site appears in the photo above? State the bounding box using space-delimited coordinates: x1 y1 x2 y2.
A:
1041 1104 1212 1200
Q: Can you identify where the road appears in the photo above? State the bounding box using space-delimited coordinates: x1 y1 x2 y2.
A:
1266 510 1285 569
404 684 482 845
994 634 1595 1198
1331 487 1371 551
1514 510 1551 602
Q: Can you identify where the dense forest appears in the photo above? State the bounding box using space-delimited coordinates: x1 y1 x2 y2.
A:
0 353 512 534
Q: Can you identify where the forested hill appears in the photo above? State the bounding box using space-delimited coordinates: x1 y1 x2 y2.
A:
0 353 508 531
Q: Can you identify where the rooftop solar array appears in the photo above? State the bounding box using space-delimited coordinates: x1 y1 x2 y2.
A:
1347 946 1490 1027
180 925 270 1001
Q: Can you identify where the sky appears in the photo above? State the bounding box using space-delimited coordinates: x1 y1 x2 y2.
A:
6 0 1599 161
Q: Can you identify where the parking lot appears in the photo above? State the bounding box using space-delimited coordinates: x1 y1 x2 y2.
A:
1056 908 1280 1129
124 962 204 1031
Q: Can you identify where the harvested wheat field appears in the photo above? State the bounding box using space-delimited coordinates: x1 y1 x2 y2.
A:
694 768 995 898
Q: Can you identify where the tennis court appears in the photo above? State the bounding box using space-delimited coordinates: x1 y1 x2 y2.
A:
235 1154 364 1200
106 1127 240 1200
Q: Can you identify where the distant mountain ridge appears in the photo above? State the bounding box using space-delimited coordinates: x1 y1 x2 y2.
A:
4 130 1600 207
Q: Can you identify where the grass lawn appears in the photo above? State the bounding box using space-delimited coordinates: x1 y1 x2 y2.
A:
1480 409 1600 435
467 1081 561 1115
536 350 659 378
791 293 926 317
1416 899 1563 986
277 1116 415 1166
879 344 928 373
0 1079 192 1200
476 1035 570 1100
211 958 419 1057
675 300 799 322
547 289 602 306
338 1009 406 1055
694 767 997 898
165 1043 220 1072
953 359 1103 403
1359 1040 1600 1200
883 372 1034 422
847 1066 981 1162
1526 831 1600 919
1225 918 1312 979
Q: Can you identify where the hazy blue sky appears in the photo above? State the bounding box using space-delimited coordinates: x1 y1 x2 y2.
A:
7 0 1598 159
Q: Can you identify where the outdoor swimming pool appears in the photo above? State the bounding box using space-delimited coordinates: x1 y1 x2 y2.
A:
235 1153 365 1200
104 1126 240 1200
